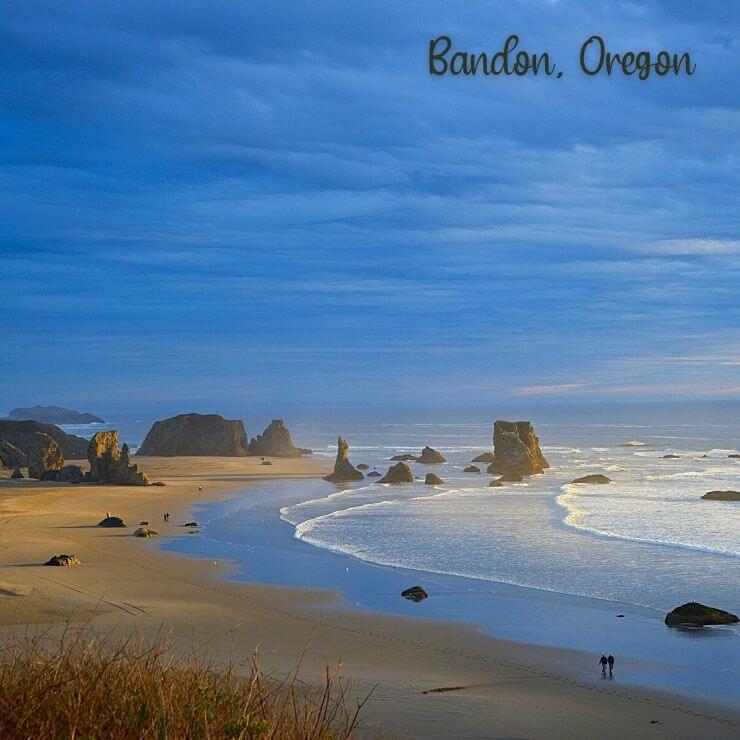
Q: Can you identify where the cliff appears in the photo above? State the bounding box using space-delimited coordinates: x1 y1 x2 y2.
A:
0 420 88 458
137 413 250 456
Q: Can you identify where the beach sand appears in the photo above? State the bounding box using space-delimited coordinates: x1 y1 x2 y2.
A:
0 457 737 739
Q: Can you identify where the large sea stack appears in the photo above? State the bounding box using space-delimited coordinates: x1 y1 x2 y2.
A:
487 420 549 476
0 420 88 458
137 413 250 456
88 431 148 485
26 433 64 479
324 437 364 482
248 419 311 457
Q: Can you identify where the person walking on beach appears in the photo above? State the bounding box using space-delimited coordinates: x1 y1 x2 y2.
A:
599 655 608 674
607 654 615 674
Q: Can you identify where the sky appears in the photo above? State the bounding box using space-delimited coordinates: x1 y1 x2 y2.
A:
1 1 738 416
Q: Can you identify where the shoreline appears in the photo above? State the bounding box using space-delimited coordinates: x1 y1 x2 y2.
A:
1 457 738 738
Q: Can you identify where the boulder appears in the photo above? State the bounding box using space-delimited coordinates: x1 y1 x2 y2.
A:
662 454 680 459
248 419 311 457
496 472 523 482
261 460 272 465
44 554 81 566
570 474 612 484
98 516 127 528
367 470 381 477
729 454 740 459
9 406 104 424
701 490 740 501
133 527 158 538
42 464 84 483
0 420 88 458
487 420 549 476
11 467 23 479
0 439 27 469
488 479 504 487
356 463 369 470
137 413 250 456
463 465 480 473
379 462 413 484
471 452 495 463
88 432 149 485
324 437 364 482
664 602 738 628
390 454 417 461
424 473 444 485
26 432 64 480
415 446 446 464
401 586 428 602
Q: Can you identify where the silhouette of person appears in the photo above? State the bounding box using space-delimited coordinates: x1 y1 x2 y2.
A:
607 654 615 674
599 654 608 674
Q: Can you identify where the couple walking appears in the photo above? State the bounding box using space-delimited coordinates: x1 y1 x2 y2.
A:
599 654 615 674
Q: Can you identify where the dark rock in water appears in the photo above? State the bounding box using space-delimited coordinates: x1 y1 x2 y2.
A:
379 462 414 484
471 452 495 463
248 419 310 457
0 420 88 458
401 586 428 602
664 602 739 627
463 465 481 473
137 413 250 456
497 472 524 482
0 439 27 469
356 463 369 470
570 474 612 484
488 420 548 476
9 406 104 425
699 454 709 458
26 432 64 480
183 521 198 527
11 467 23 479
489 479 504 487
729 454 740 459
425 473 444 485
415 446 446 464
390 454 417 461
701 490 740 501
88 432 148 485
367 470 381 477
98 516 126 528
324 437 364 482
662 454 680 459
44 554 81 566
133 527 158 538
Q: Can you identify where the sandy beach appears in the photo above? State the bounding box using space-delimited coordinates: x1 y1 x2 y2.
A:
1 457 737 739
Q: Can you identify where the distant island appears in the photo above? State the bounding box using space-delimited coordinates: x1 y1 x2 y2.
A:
7 405 105 425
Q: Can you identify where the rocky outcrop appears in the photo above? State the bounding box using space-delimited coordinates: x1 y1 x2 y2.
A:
133 527 158 538
0 439 27 469
401 586 428 602
357 463 369 470
9 406 104 424
98 516 127 528
11 467 23 479
471 452 495 463
729 454 740 459
0 420 88 458
367 470 381 477
664 602 738 627
137 413 250 457
498 472 523 482
44 554 81 566
324 437 364 482
489 479 504 487
49 465 84 484
390 454 417 461
425 473 444 485
415 446 446 464
248 419 311 458
26 433 64 480
662 454 680 459
701 490 740 501
487 420 548 476
571 474 612 484
463 465 480 473
379 462 413 484
88 432 148 485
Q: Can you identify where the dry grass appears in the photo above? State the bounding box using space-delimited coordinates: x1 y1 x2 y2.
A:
0 626 368 739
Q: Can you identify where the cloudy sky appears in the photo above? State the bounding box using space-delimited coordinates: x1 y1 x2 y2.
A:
1 1 738 414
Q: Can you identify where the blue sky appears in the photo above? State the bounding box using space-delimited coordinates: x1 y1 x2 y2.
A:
1 1 738 415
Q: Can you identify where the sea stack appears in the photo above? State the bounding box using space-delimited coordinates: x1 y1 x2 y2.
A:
415 446 446 464
487 420 549 476
26 433 64 480
88 431 149 485
324 437 364 482
137 413 250 456
379 462 414 484
248 419 311 457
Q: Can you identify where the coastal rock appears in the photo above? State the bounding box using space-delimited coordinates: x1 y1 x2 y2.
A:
729 454 740 459
496 472 524 482
0 439 27 469
424 473 444 485
357 463 369 470
401 586 428 602
390 454 417 461
621 441 645 447
137 413 250 457
98 516 127 528
415 446 446 464
664 602 739 628
0 420 88 458
367 470 381 477
324 437 364 482
570 474 612 484
133 527 158 538
9 406 104 424
26 432 64 480
379 462 414 484
487 420 549 476
471 452 495 463
701 490 740 502
44 554 81 567
488 479 504 487
88 432 149 485
56 465 84 483
463 465 481 473
662 454 680 459
11 467 23 479
248 419 311 457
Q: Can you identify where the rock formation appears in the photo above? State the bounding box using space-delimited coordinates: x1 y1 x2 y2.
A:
471 452 495 463
98 515 127 528
488 479 504 487
323 437 364 482
248 419 311 457
357 463 369 470
137 413 250 457
498 472 523 482
88 432 149 485
662 454 680 459
0 439 27 469
46 465 84 483
571 474 612 484
26 432 64 480
11 467 23 479
0 420 88 458
133 527 158 538
9 406 104 424
44 554 81 566
379 462 413 484
367 470 381 477
701 490 740 501
415 446 446 464
424 473 444 485
729 454 740 459
401 586 428 602
463 465 480 473
390 454 417 461
664 602 738 627
486 420 548 476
